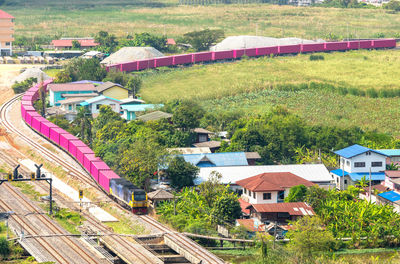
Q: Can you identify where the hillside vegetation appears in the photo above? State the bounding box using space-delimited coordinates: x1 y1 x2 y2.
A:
140 49 400 134
4 3 400 40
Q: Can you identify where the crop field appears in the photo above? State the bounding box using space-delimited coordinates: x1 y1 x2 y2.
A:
140 49 400 134
5 1 400 40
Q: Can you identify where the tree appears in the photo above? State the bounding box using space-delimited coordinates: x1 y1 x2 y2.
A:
74 107 93 145
287 216 337 261
92 105 123 133
166 156 199 189
0 237 10 260
54 70 72 83
119 137 168 190
183 29 224 51
126 75 142 97
119 32 167 52
102 68 130 86
172 101 205 131
285 184 308 202
64 58 107 81
384 0 400 11
72 40 81 49
212 193 242 224
95 31 118 53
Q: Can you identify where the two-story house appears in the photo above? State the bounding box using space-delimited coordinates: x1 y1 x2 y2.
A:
0 10 14 56
236 172 314 204
330 144 388 190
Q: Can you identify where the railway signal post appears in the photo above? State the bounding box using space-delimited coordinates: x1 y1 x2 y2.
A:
0 164 53 215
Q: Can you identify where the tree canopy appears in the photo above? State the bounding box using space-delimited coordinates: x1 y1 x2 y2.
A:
166 156 199 189
183 29 224 51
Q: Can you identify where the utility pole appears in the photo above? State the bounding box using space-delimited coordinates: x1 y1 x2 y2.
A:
369 167 372 201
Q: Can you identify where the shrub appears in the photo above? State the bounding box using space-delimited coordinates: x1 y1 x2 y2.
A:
0 237 10 260
309 54 325 61
366 88 378 98
11 77 37 94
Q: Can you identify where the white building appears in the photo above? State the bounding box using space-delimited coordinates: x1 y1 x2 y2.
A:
330 144 388 190
80 95 121 115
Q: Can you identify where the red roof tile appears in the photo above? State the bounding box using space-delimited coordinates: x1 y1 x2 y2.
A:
238 198 251 215
248 202 315 216
51 39 99 47
48 83 97 92
385 170 400 179
0 10 14 19
236 172 314 192
372 183 390 193
167 38 176 45
236 219 264 232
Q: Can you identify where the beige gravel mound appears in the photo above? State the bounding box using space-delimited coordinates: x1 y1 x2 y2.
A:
13 67 51 84
101 47 164 65
210 35 323 51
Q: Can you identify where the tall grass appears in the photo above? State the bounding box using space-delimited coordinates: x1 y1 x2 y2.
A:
6 3 400 40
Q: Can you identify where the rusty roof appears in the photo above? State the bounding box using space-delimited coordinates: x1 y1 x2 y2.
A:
48 83 97 92
236 172 314 192
385 170 400 178
248 202 315 216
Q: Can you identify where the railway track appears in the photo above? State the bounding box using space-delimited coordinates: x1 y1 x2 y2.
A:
0 182 104 264
1 94 225 264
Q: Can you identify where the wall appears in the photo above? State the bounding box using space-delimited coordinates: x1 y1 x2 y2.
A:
89 98 121 114
101 86 129 100
342 152 387 173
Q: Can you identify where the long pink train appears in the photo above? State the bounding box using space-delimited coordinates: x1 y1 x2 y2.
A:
20 39 397 193
106 39 397 72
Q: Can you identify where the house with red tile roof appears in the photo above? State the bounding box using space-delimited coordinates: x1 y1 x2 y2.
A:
51 38 99 50
0 9 14 56
236 172 314 204
246 202 315 224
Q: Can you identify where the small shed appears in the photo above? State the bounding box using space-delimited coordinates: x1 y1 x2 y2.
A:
147 189 174 206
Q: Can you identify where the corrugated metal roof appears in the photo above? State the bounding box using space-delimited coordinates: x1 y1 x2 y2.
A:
330 169 385 181
249 202 315 216
193 141 221 149
334 144 387 159
378 191 400 202
196 164 333 185
181 152 249 167
377 149 400 157
121 104 160 112
48 83 96 92
137 111 172 122
80 95 120 106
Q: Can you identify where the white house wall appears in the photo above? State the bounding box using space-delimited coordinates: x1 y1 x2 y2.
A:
341 152 386 173
90 99 121 114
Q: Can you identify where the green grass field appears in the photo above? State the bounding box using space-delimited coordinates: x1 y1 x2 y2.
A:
4 1 400 40
139 49 400 134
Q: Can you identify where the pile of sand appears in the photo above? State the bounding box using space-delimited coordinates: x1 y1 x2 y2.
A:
210 36 323 51
101 47 164 65
13 67 51 84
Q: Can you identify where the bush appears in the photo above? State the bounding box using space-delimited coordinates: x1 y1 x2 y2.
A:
0 237 10 260
366 88 378 98
11 77 37 94
309 54 325 61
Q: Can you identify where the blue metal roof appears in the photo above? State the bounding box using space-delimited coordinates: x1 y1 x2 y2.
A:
121 104 161 112
377 149 400 157
378 191 400 203
334 144 387 159
348 172 385 182
330 169 349 177
181 152 249 167
71 80 104 85
330 169 385 181
80 95 120 106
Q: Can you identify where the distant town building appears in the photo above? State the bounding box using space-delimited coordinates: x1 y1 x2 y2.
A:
0 10 14 56
51 38 99 50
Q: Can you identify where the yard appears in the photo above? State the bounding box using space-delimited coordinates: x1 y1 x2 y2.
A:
139 49 400 135
5 1 400 40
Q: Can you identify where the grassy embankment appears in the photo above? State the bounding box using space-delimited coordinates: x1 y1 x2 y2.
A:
140 49 400 135
4 1 400 40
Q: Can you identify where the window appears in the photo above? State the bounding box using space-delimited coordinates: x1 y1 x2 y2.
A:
366 151 371 156
263 193 271 200
253 192 255 199
278 191 285 202
354 162 365 168
344 179 348 184
346 160 350 166
336 177 339 183
5 42 10 46
68 104 72 111
372 162 382 167
96 104 101 110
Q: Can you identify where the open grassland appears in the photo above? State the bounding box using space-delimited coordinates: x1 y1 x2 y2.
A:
4 1 400 40
140 49 400 134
